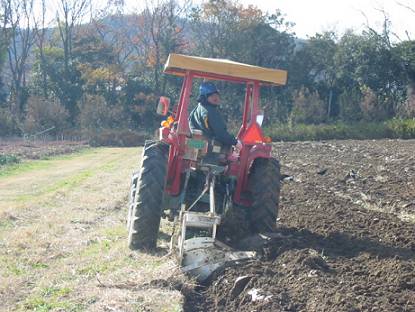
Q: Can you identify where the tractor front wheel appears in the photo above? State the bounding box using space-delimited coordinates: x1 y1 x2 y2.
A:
248 157 281 233
128 141 168 250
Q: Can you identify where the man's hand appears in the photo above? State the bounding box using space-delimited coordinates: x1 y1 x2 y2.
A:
235 140 243 151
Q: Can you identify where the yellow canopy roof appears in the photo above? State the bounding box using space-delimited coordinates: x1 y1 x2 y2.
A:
164 53 287 86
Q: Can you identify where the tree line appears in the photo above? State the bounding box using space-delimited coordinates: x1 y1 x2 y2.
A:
0 0 414 139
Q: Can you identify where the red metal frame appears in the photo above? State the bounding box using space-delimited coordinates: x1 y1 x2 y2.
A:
162 70 271 205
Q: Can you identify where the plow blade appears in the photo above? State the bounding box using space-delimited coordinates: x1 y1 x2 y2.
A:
181 237 256 282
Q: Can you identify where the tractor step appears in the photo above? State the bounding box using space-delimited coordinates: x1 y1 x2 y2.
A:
183 211 221 228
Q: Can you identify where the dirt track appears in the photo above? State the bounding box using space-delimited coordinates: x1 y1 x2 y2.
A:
0 147 183 311
184 140 415 312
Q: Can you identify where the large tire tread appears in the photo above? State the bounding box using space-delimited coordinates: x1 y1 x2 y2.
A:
128 140 168 250
248 157 281 233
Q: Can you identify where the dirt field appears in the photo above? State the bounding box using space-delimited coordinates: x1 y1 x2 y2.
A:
184 140 415 312
0 147 183 312
0 140 88 160
1 140 414 312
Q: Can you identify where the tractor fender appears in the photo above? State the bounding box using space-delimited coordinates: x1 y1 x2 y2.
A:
246 143 272 172
234 144 272 204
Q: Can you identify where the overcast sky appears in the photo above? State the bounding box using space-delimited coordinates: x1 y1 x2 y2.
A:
231 0 414 39
40 0 413 40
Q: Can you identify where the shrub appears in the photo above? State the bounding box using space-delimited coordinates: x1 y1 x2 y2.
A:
23 96 70 136
338 88 363 122
397 85 415 118
0 108 21 136
386 118 415 139
265 119 415 142
265 121 396 141
78 94 127 131
290 87 327 124
0 154 20 166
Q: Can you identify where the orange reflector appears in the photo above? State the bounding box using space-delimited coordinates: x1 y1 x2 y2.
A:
242 122 264 144
161 120 169 127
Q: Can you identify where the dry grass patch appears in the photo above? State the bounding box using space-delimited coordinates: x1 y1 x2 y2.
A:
0 147 186 311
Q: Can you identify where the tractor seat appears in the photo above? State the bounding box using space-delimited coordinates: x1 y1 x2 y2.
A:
199 162 226 175
190 129 205 136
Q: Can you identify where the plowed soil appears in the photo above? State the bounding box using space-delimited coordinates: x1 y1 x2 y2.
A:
184 140 415 312
0 140 88 160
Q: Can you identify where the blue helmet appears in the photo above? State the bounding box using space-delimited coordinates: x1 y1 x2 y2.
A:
199 82 219 97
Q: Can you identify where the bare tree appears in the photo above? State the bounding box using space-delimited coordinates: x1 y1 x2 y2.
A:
90 1 134 76
396 1 415 40
0 1 9 106
2 0 36 118
0 1 8 65
396 1 415 14
33 0 48 97
55 0 90 73
136 0 190 93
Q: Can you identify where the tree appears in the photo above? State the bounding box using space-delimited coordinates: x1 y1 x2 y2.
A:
37 0 91 123
335 30 406 120
394 40 415 117
2 0 36 119
133 0 190 94
72 29 123 105
36 46 83 123
32 0 48 98
55 0 90 74
290 32 339 118
90 7 134 89
0 3 8 106
189 0 295 121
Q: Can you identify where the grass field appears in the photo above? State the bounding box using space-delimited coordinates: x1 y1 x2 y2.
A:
0 147 183 312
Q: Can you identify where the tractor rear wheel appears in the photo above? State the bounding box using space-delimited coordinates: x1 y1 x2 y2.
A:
248 157 281 233
128 140 168 250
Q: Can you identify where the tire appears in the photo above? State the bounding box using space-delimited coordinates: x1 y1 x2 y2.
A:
127 171 140 230
128 140 168 250
248 157 281 233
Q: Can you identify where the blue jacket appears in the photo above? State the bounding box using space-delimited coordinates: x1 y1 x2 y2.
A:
189 101 237 146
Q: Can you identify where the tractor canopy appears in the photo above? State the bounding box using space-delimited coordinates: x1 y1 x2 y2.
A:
164 53 287 86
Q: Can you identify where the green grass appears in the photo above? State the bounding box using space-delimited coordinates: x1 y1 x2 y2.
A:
80 239 112 258
0 218 15 229
4 149 122 203
29 262 49 269
1 257 27 276
103 225 126 241
0 154 20 166
23 286 82 312
13 168 95 202
1 256 51 277
265 119 415 141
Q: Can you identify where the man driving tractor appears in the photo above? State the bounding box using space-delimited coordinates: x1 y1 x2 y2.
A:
189 81 242 150
128 53 287 280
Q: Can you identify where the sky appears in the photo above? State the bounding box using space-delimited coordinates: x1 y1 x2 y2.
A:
231 0 415 39
39 0 414 41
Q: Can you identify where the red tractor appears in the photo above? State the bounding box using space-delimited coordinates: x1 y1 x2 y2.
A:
127 54 287 281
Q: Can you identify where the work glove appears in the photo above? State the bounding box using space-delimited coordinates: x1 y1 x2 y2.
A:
235 139 243 151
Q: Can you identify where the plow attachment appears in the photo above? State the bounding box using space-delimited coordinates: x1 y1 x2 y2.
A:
178 213 256 282
173 167 256 282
